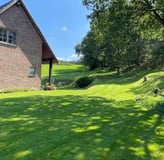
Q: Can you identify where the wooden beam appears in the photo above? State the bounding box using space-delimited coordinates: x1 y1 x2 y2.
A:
42 58 53 61
49 59 53 84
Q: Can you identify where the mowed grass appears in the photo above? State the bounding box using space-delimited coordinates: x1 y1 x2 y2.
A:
41 64 89 86
0 64 164 160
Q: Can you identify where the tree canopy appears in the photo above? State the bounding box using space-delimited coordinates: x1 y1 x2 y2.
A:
75 0 164 72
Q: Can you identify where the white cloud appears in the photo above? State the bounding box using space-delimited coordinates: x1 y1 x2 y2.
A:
61 27 68 31
71 54 83 59
57 54 81 62
57 57 64 61
70 54 78 58
68 54 81 61
66 58 72 61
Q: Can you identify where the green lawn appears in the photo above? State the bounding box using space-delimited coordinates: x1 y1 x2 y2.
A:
0 65 164 160
41 64 89 86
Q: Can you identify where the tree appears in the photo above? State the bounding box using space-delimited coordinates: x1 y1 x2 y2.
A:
131 0 164 26
80 31 100 70
75 44 82 57
78 0 164 71
152 41 164 67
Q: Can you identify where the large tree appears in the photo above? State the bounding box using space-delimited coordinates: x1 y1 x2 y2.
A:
134 0 164 26
76 0 164 71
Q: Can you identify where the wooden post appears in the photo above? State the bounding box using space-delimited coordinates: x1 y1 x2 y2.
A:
49 59 53 84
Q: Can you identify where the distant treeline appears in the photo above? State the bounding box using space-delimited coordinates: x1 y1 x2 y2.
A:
57 60 82 65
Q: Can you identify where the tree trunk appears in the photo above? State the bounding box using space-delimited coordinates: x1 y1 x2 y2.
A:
117 67 120 75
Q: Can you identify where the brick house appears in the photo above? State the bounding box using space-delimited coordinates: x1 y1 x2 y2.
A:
0 0 58 90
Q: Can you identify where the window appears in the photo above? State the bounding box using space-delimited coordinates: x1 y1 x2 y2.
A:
29 67 36 77
0 28 16 45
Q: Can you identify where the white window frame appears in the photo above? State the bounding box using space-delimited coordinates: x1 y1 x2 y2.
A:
0 28 16 46
29 67 36 77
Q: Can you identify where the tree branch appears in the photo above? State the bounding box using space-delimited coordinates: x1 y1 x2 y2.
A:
143 0 164 26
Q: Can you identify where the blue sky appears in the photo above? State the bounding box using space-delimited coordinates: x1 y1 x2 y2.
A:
1 0 90 61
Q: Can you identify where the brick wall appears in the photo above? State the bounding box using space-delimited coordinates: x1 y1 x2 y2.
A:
0 4 42 90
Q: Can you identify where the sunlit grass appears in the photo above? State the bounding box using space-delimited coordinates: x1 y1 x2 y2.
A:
41 64 89 85
0 65 164 160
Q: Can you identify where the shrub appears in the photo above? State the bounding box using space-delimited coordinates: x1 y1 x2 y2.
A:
76 77 93 88
153 88 161 96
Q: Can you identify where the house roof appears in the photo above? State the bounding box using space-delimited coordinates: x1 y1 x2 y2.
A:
0 0 58 63
0 0 14 13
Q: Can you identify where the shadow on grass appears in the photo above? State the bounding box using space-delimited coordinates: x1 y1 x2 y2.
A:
42 66 89 87
0 95 163 160
92 70 162 86
131 74 164 94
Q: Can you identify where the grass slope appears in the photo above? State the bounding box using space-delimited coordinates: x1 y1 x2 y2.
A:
0 65 164 160
41 64 89 86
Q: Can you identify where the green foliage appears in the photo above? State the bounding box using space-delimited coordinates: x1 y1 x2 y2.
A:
75 76 93 88
42 64 89 88
153 101 164 115
75 43 82 56
153 87 161 95
80 31 100 70
152 42 164 67
132 0 164 26
77 0 164 72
